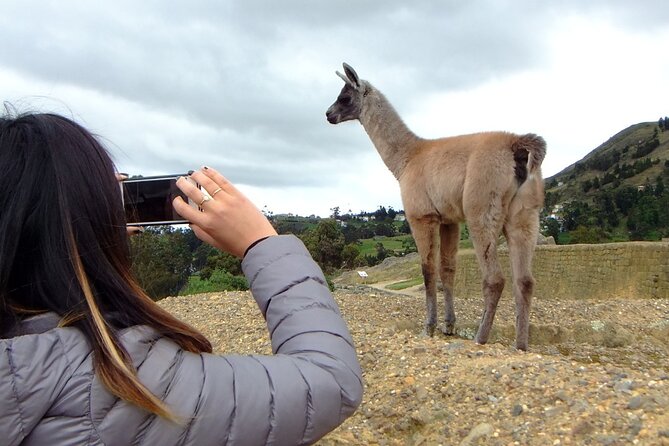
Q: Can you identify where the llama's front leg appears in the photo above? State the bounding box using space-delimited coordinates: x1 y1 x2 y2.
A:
470 228 505 345
411 221 439 336
439 223 459 335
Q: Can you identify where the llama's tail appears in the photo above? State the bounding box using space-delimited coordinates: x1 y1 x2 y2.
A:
511 133 546 173
510 133 545 184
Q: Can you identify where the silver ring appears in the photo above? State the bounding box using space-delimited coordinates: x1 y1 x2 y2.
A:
211 187 222 198
199 195 212 207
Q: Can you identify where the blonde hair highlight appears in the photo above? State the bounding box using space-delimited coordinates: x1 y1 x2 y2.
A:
67 230 181 423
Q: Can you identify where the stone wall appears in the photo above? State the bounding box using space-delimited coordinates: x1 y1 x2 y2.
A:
453 242 669 300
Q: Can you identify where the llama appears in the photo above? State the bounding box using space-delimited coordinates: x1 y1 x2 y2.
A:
326 63 545 350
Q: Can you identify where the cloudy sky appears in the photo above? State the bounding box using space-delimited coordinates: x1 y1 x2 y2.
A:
2 1 668 217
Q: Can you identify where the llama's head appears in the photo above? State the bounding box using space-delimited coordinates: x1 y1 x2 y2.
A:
326 63 366 125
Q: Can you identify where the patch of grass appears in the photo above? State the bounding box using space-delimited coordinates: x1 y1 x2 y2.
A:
557 232 571 244
386 276 423 290
458 238 474 249
181 269 248 295
357 235 412 256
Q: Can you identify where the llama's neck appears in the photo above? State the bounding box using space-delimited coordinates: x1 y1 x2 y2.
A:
359 83 420 179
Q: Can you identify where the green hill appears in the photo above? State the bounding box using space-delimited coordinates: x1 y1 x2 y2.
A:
542 120 669 242
546 122 669 199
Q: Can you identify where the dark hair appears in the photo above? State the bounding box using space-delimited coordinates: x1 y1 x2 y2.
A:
0 112 211 420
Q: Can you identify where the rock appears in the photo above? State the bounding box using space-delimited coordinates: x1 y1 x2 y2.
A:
459 423 494 446
555 390 570 403
445 341 466 351
537 234 556 245
572 420 595 436
544 406 564 418
595 434 621 445
628 418 643 437
511 404 524 416
614 379 634 394
410 408 431 426
627 395 654 410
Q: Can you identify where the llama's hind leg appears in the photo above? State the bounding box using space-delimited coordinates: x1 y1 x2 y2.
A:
411 220 439 336
469 224 505 345
504 209 540 351
439 223 459 335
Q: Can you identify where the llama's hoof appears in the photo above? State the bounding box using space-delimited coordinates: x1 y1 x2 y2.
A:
424 325 436 337
441 323 455 336
474 335 488 345
514 341 528 351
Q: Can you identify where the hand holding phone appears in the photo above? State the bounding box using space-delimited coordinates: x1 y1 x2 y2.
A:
173 167 277 258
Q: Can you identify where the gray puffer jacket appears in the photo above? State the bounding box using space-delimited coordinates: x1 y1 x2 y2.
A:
0 235 363 445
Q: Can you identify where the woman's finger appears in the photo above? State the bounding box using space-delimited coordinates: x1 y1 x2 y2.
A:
172 195 203 224
175 176 206 203
190 170 225 199
126 226 144 236
199 166 238 194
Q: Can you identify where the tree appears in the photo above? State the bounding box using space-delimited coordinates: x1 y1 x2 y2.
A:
542 217 560 241
373 206 388 221
192 243 216 272
401 236 417 254
544 191 559 210
374 242 389 262
581 179 592 193
341 243 361 268
330 206 341 219
614 187 638 215
627 195 660 240
592 176 600 189
130 226 193 300
561 201 593 231
398 219 412 234
655 176 665 197
569 225 607 244
595 192 619 228
200 249 242 279
300 219 345 272
374 222 395 237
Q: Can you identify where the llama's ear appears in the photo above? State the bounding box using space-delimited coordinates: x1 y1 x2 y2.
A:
342 63 361 88
336 70 352 86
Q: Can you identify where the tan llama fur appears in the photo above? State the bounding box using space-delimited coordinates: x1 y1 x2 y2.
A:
326 63 545 350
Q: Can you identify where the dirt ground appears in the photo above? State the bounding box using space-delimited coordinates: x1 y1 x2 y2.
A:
159 279 669 445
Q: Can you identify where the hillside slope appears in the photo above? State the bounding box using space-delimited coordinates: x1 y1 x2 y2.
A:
541 121 669 242
545 121 669 203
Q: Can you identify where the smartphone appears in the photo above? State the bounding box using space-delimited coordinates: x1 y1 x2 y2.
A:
122 174 197 226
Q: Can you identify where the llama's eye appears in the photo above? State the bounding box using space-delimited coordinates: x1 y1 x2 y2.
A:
340 96 351 106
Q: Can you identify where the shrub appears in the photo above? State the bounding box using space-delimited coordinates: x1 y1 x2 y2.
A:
181 269 248 295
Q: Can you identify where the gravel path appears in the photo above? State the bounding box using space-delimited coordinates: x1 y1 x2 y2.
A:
159 286 669 445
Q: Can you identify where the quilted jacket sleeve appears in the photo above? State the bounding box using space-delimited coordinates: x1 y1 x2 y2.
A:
105 234 363 446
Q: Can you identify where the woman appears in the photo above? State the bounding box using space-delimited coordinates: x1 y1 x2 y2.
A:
0 112 362 445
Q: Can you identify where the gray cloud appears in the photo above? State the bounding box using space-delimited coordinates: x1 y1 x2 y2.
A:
1 0 668 212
